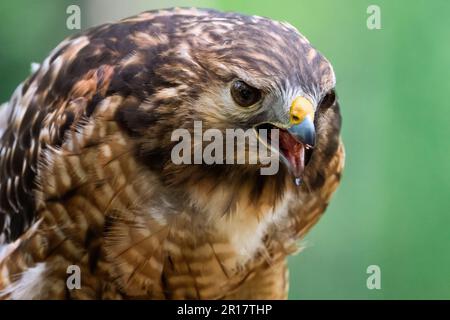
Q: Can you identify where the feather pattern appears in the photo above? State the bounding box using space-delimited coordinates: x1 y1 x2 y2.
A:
0 8 343 299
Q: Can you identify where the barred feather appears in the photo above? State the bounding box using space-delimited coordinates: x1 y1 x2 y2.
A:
0 8 343 299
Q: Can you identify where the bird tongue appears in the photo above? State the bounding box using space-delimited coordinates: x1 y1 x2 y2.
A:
279 129 305 180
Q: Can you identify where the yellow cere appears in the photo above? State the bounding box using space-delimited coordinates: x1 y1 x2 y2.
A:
290 96 314 124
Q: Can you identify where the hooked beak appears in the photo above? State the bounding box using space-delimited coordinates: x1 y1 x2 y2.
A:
288 96 316 148
254 96 316 186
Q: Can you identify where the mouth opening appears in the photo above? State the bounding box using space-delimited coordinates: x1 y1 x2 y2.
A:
254 123 314 180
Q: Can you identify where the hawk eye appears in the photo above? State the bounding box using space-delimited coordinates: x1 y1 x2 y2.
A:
230 80 261 107
319 89 336 109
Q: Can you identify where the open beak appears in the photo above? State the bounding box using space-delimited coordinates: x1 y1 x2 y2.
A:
255 96 316 185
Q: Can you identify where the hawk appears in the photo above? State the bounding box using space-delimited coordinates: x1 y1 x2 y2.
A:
0 8 344 299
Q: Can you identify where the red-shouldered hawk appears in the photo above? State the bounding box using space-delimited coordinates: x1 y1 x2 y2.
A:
0 8 344 299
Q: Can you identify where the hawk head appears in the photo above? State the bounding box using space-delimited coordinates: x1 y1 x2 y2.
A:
114 9 341 196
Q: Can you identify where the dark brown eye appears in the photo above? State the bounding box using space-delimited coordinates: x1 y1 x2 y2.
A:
319 89 336 109
230 80 261 107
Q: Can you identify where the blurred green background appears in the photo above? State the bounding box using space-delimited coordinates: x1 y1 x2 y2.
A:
1 0 449 299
